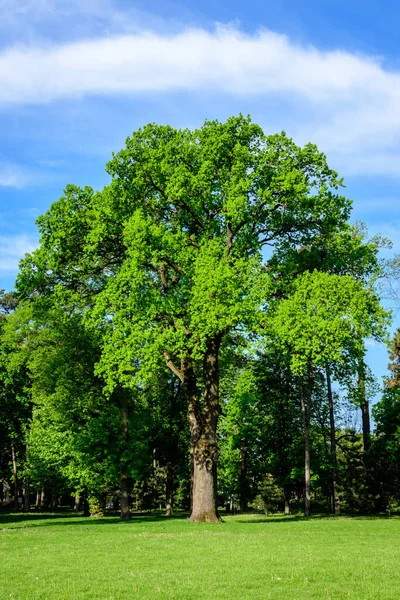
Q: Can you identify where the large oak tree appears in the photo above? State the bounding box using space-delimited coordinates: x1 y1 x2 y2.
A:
19 115 351 522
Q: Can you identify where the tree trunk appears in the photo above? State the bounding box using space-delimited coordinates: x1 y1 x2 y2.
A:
50 492 58 509
191 442 219 522
300 377 311 517
239 437 248 513
357 360 370 454
165 340 221 522
11 444 18 511
24 477 30 512
326 365 339 515
120 393 131 520
284 487 291 515
188 337 221 523
190 445 194 515
40 488 45 507
83 495 90 517
74 494 81 511
120 474 130 520
24 445 30 512
361 400 371 454
165 462 173 516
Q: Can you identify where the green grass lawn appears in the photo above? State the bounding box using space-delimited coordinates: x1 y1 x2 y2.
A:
1 512 400 599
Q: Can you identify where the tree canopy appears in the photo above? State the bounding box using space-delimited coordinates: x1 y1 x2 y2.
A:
0 115 396 521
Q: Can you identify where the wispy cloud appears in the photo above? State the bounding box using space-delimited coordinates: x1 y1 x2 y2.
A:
0 0 167 46
0 162 56 188
0 163 28 188
0 234 37 272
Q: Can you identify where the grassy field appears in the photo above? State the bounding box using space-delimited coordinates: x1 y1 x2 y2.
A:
1 512 400 599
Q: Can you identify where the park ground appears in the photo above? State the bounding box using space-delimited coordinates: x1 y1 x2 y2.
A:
1 512 400 599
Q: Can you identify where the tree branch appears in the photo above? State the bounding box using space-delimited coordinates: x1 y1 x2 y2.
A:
159 264 168 293
162 350 184 383
162 257 184 275
225 223 234 258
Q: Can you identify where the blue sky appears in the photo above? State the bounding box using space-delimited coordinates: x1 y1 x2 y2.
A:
0 0 399 389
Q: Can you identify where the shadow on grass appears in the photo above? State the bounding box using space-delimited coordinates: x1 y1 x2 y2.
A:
236 513 397 524
0 510 190 529
234 515 306 524
1 509 396 530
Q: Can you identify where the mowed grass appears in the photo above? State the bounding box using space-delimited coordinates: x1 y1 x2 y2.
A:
1 512 400 599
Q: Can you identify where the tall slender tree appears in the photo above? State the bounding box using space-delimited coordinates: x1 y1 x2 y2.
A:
273 271 388 515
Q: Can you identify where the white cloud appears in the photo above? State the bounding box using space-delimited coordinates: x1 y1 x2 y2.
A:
1 22 400 175
0 234 37 272
0 27 389 105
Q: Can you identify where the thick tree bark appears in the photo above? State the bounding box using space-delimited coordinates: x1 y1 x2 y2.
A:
300 377 311 517
165 462 173 516
326 365 340 515
164 339 221 522
189 445 194 515
239 437 248 513
74 494 81 511
188 337 221 523
190 443 219 522
120 393 131 520
11 444 18 511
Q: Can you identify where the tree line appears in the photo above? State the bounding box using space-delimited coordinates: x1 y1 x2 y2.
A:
1 115 399 522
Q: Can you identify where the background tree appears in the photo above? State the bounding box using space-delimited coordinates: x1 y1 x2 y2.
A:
0 291 31 511
273 270 389 515
372 384 400 513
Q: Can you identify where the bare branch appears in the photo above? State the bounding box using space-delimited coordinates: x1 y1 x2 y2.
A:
162 350 184 382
